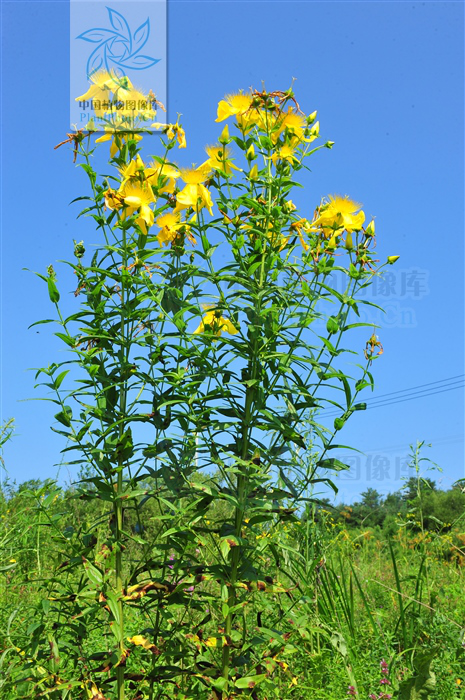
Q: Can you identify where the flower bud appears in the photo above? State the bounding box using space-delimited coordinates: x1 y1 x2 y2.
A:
283 200 296 213
307 110 317 125
387 255 400 265
365 219 375 237
219 124 231 144
345 232 354 251
310 121 320 138
324 141 335 149
249 164 259 181
326 233 338 250
246 144 256 161
73 239 85 258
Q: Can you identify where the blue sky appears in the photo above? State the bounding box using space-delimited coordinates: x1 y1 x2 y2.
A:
1 0 464 502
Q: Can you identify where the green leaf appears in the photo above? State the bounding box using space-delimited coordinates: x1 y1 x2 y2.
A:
355 379 371 391
220 539 231 559
235 674 267 689
54 332 75 347
211 677 228 693
82 559 103 588
398 649 438 699
330 631 347 657
316 458 349 472
115 429 134 463
143 439 173 458
47 277 60 303
53 370 69 390
326 316 339 334
0 562 17 572
28 319 55 329
54 406 72 427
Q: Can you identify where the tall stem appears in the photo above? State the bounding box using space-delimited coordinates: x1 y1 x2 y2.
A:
115 226 129 700
220 151 271 689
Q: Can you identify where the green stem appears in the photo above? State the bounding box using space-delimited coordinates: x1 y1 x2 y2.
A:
115 226 129 700
220 151 271 688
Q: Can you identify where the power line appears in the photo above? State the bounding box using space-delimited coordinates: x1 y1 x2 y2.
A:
354 379 464 408
324 384 464 416
356 434 464 455
349 374 464 402
321 379 465 417
321 375 464 410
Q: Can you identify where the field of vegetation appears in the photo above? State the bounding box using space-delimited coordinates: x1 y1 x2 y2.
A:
1 443 464 699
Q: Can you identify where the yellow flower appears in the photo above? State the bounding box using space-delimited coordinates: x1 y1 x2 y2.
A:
201 144 241 176
112 87 156 123
291 218 312 251
238 107 267 132
119 154 146 184
193 306 239 337
176 166 213 215
145 161 180 194
120 181 156 234
176 126 186 149
270 144 298 166
156 212 196 247
156 212 183 246
77 71 156 127
216 92 253 122
127 635 158 653
313 195 365 237
9 558 16 563
215 93 266 132
76 70 126 104
103 187 124 211
152 119 186 148
274 108 307 143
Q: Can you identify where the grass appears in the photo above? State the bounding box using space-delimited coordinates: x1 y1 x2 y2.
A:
0 481 464 699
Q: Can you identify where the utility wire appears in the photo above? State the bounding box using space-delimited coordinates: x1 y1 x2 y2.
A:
322 375 464 408
352 379 464 407
320 377 465 417
324 384 464 416
354 434 464 455
347 374 464 402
